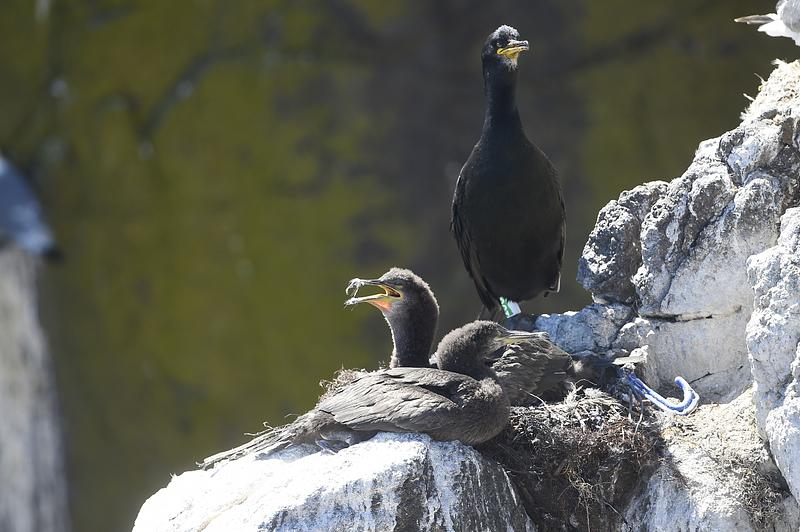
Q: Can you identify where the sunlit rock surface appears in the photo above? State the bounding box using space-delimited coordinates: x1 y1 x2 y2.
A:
747 207 800 501
578 181 668 305
133 433 534 532
625 389 799 531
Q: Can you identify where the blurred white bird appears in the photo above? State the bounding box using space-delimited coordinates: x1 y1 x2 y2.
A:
736 0 800 45
0 155 61 260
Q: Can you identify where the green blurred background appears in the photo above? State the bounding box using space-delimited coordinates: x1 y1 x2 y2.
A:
0 0 794 530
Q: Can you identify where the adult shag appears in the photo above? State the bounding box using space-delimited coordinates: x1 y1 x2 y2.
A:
451 25 565 320
346 268 699 412
200 321 523 468
736 0 800 45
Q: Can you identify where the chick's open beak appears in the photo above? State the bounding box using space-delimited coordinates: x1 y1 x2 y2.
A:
497 39 530 59
344 278 402 311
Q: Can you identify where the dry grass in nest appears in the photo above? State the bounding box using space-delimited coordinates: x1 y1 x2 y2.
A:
478 388 664 531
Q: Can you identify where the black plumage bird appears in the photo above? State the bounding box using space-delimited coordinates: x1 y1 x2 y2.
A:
451 25 565 319
200 321 521 468
346 268 579 405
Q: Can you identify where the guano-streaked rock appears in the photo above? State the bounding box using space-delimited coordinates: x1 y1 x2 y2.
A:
133 433 534 532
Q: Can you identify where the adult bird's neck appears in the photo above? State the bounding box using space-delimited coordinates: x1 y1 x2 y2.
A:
482 72 523 135
386 312 437 368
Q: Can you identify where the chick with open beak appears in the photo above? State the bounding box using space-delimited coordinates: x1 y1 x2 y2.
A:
345 268 439 368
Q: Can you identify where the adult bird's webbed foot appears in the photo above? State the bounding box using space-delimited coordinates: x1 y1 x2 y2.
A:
623 370 699 415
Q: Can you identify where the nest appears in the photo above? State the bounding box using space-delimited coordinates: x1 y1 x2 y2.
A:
478 388 664 531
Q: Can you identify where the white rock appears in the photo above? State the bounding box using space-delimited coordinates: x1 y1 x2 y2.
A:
557 61 800 402
623 389 799 531
577 181 668 304
534 303 631 354
766 390 800 503
535 61 800 528
132 433 534 532
613 311 751 400
747 207 800 500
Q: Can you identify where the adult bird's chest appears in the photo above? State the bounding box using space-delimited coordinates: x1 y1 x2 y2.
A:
462 142 552 226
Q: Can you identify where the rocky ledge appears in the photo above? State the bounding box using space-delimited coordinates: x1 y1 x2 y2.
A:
133 433 533 531
134 61 800 531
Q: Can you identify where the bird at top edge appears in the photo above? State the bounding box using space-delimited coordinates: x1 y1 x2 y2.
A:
736 0 800 45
